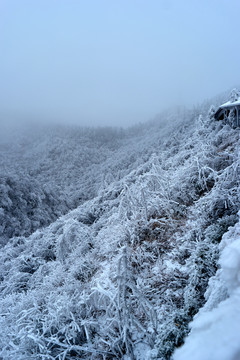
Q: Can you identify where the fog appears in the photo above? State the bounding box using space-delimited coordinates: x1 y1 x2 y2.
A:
0 0 240 127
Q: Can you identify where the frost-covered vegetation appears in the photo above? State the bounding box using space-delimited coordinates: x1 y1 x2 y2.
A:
173 214 240 360
0 92 240 359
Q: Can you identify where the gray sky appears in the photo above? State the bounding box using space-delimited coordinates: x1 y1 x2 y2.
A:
0 0 240 127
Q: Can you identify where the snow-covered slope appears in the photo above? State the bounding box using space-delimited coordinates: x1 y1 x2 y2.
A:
173 215 240 360
0 111 187 243
0 95 240 359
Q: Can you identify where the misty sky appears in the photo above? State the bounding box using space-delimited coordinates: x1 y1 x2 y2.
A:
0 0 240 127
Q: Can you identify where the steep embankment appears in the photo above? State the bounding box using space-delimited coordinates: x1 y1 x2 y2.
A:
173 215 240 360
0 101 239 359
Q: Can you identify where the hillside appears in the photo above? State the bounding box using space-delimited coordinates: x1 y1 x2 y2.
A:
0 108 191 243
0 94 240 359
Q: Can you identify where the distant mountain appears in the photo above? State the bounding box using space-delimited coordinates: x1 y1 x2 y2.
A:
0 93 239 359
0 111 189 243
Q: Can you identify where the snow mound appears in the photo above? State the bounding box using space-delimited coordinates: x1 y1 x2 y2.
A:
173 214 240 360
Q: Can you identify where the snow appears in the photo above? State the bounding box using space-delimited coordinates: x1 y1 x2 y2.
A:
220 98 240 108
173 215 240 360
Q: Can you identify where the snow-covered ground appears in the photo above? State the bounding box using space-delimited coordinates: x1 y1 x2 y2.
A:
173 214 240 360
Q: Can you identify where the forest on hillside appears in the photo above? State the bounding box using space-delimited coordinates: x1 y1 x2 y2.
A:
0 92 240 359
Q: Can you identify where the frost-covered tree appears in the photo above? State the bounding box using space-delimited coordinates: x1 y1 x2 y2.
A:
229 88 240 102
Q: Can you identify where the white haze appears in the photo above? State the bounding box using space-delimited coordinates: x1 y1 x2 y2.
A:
0 0 240 127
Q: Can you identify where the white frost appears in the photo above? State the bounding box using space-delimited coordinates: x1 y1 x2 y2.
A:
173 215 240 360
